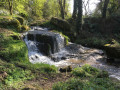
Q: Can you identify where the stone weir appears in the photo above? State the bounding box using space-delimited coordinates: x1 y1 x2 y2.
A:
26 28 65 56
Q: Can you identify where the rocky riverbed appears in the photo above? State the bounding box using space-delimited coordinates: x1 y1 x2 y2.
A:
24 26 120 81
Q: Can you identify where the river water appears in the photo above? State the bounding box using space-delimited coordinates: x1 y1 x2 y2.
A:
24 26 120 81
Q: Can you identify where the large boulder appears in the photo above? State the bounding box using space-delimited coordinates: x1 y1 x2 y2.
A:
27 30 65 55
104 40 120 62
0 17 20 29
50 17 71 31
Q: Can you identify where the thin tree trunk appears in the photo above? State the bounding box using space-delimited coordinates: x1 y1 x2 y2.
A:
72 0 78 19
102 0 109 18
76 0 82 33
8 0 13 15
58 0 65 19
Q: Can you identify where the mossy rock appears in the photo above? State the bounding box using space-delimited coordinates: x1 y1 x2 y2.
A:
21 25 30 32
10 35 21 40
0 17 21 28
15 16 24 25
104 40 120 59
51 17 71 32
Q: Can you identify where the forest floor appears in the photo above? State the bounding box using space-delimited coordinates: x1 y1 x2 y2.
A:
21 73 72 90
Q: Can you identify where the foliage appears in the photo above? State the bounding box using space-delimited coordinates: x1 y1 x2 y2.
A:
15 62 58 74
72 64 109 78
0 59 33 88
0 8 10 16
0 30 28 62
76 36 109 49
52 77 118 90
0 0 70 19
0 17 21 30
14 16 24 25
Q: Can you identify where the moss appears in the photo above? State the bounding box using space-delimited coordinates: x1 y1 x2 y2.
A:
52 30 70 45
20 25 30 32
14 16 24 25
15 62 58 74
71 64 105 78
0 17 21 29
104 39 120 59
0 31 28 62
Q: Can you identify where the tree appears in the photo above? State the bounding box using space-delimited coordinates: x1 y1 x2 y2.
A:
58 0 66 19
8 0 13 15
102 0 110 18
72 0 78 19
76 0 83 33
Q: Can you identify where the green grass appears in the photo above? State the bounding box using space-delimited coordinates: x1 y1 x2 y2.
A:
0 24 57 89
71 64 109 78
0 59 33 89
0 32 28 62
15 62 58 74
53 77 118 90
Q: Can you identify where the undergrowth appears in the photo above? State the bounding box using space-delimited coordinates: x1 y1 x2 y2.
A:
53 65 119 90
53 78 119 90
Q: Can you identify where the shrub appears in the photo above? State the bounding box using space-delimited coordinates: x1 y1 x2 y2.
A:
76 37 109 48
71 64 107 78
19 13 28 19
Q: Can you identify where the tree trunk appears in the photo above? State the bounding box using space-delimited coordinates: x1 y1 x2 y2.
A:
72 0 78 19
102 0 109 18
8 0 13 15
58 0 65 19
76 0 82 33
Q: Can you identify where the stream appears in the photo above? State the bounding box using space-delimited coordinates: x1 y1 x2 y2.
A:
23 26 120 81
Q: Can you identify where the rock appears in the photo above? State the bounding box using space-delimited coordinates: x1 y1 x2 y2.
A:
27 34 34 41
37 43 51 56
59 65 72 72
10 35 20 40
0 72 8 80
27 30 65 54
21 25 30 32
61 57 67 60
106 58 115 63
50 17 71 31
104 40 120 61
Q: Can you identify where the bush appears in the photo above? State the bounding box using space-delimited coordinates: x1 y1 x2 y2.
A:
76 37 109 49
72 64 107 78
19 13 28 19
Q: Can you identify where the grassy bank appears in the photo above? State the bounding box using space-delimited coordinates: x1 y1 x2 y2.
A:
0 16 57 89
0 16 120 89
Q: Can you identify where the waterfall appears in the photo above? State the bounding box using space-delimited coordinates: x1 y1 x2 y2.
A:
24 27 71 66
